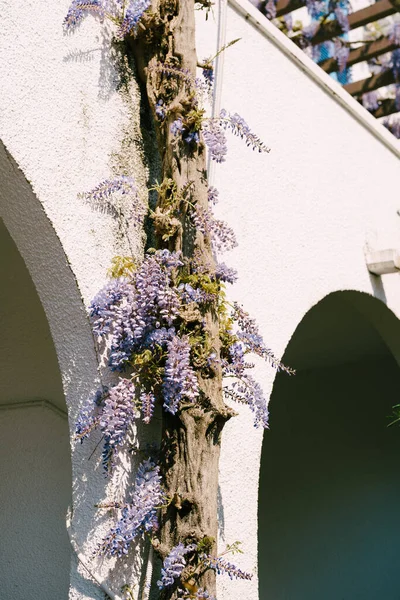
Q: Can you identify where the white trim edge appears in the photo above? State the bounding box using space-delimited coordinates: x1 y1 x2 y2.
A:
228 0 400 159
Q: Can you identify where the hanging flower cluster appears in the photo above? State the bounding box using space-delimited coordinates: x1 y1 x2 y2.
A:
97 459 165 556
64 0 151 38
66 2 292 596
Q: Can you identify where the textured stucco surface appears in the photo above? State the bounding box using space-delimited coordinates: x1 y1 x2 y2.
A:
0 0 400 598
197 3 400 599
0 0 152 596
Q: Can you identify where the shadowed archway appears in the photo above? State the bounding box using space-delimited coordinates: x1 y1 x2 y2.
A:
259 291 400 600
0 219 72 598
0 140 103 599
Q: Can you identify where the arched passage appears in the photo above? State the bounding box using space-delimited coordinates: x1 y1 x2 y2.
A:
0 219 72 598
0 141 104 598
259 291 400 600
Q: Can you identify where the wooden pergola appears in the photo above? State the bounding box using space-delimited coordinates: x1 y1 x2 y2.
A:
259 0 400 121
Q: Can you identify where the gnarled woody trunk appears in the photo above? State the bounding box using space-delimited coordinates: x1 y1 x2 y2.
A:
129 1 233 597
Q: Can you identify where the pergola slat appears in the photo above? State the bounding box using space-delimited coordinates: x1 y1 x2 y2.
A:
370 98 398 118
320 37 397 73
275 0 304 17
344 69 395 96
310 0 397 45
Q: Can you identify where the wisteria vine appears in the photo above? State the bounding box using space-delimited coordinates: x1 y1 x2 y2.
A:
66 1 292 598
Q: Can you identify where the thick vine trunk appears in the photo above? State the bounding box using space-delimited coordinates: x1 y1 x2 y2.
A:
129 1 232 597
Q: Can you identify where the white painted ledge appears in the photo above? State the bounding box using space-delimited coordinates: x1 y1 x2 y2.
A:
228 0 400 159
366 249 400 275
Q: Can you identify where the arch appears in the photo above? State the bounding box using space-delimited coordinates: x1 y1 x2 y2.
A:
0 217 72 597
0 141 101 598
259 291 400 600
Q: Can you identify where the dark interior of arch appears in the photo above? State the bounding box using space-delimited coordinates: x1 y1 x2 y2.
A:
0 219 71 599
259 291 400 600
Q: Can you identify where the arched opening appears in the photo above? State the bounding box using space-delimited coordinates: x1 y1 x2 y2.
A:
259 291 400 600
0 219 72 599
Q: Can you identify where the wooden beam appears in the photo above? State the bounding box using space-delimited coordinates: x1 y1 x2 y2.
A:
369 98 398 118
344 69 395 96
311 0 397 45
320 37 397 73
275 0 304 17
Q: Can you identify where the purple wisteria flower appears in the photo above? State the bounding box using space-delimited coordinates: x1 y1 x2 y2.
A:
224 373 270 428
155 99 166 120
202 555 253 580
221 305 293 427
396 84 400 111
334 7 349 33
177 589 215 600
157 542 197 588
391 48 400 81
215 262 238 284
302 21 320 41
90 277 133 337
115 0 151 39
334 41 350 73
192 205 237 253
390 22 400 47
162 335 199 414
232 302 293 372
219 109 270 153
207 186 219 205
383 116 400 139
203 122 228 163
100 379 137 472
178 283 216 304
170 118 200 145
90 251 182 371
362 91 379 112
305 0 326 19
64 0 105 29
171 119 184 136
98 459 165 556
140 391 156 424
202 66 214 88
264 0 277 19
284 13 293 32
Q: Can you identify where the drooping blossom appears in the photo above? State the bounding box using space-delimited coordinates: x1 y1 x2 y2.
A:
98 459 165 556
219 109 270 153
203 122 228 163
162 335 199 414
100 379 137 472
140 391 156 424
215 262 238 284
192 205 237 253
157 543 197 588
362 91 379 112
115 0 151 39
64 0 105 29
90 251 182 371
201 555 253 580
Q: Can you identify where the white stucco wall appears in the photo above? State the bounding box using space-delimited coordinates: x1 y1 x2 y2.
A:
197 2 400 599
1 0 400 598
0 1 151 597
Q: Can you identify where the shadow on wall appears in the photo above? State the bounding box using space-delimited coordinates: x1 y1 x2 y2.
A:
0 221 71 600
259 291 400 600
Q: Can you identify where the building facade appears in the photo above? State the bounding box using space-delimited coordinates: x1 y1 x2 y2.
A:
1 0 400 598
